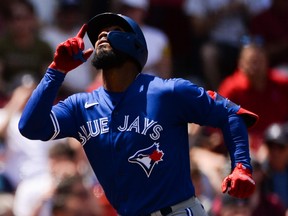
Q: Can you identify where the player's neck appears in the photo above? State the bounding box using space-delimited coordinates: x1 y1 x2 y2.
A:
102 62 140 93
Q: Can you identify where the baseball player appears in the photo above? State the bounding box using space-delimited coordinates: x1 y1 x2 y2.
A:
18 12 258 216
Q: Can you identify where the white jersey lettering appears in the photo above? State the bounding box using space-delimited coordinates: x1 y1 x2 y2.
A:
79 116 163 145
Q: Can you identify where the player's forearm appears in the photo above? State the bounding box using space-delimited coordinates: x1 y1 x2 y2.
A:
221 114 252 171
18 68 65 140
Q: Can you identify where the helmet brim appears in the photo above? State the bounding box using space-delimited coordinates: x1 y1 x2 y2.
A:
87 12 133 46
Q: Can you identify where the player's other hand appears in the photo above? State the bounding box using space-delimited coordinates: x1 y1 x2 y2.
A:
49 24 94 73
221 163 255 198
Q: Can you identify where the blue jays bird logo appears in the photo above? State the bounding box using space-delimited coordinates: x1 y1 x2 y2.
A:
128 143 164 177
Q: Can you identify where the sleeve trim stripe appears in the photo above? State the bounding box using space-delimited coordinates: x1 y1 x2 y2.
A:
49 111 60 140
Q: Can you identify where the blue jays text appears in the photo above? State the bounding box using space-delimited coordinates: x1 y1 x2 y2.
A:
79 115 163 145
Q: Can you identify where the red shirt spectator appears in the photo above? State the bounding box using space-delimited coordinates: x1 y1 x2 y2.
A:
218 44 288 154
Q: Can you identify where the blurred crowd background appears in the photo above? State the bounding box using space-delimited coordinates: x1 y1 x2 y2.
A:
0 0 288 215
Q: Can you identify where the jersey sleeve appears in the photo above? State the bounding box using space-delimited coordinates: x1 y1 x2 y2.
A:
18 68 77 141
173 79 258 170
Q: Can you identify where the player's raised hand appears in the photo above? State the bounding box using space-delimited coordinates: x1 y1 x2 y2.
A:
49 24 94 73
221 163 255 198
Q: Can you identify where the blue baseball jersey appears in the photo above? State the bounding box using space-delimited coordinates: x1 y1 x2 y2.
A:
19 69 252 215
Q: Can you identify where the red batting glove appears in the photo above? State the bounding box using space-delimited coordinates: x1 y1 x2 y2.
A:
222 163 255 198
49 24 94 73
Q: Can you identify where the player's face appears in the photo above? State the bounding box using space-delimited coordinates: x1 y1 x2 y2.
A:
91 25 130 70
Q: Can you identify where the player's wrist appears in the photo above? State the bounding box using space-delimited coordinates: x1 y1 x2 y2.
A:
48 61 67 74
234 163 252 175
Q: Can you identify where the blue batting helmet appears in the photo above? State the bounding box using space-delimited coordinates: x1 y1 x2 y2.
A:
87 12 148 70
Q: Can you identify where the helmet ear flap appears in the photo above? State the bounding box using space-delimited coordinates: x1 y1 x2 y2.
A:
107 31 147 70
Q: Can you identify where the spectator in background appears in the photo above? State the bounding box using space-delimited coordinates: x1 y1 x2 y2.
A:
0 76 65 190
218 41 288 159
183 0 271 90
13 141 81 216
50 175 102 216
40 0 94 98
183 0 250 90
261 123 288 209
249 0 288 72
0 0 53 99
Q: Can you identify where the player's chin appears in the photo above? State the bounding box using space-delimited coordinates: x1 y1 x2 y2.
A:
95 48 110 57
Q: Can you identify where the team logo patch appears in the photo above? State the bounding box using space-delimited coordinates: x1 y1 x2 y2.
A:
128 143 164 177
